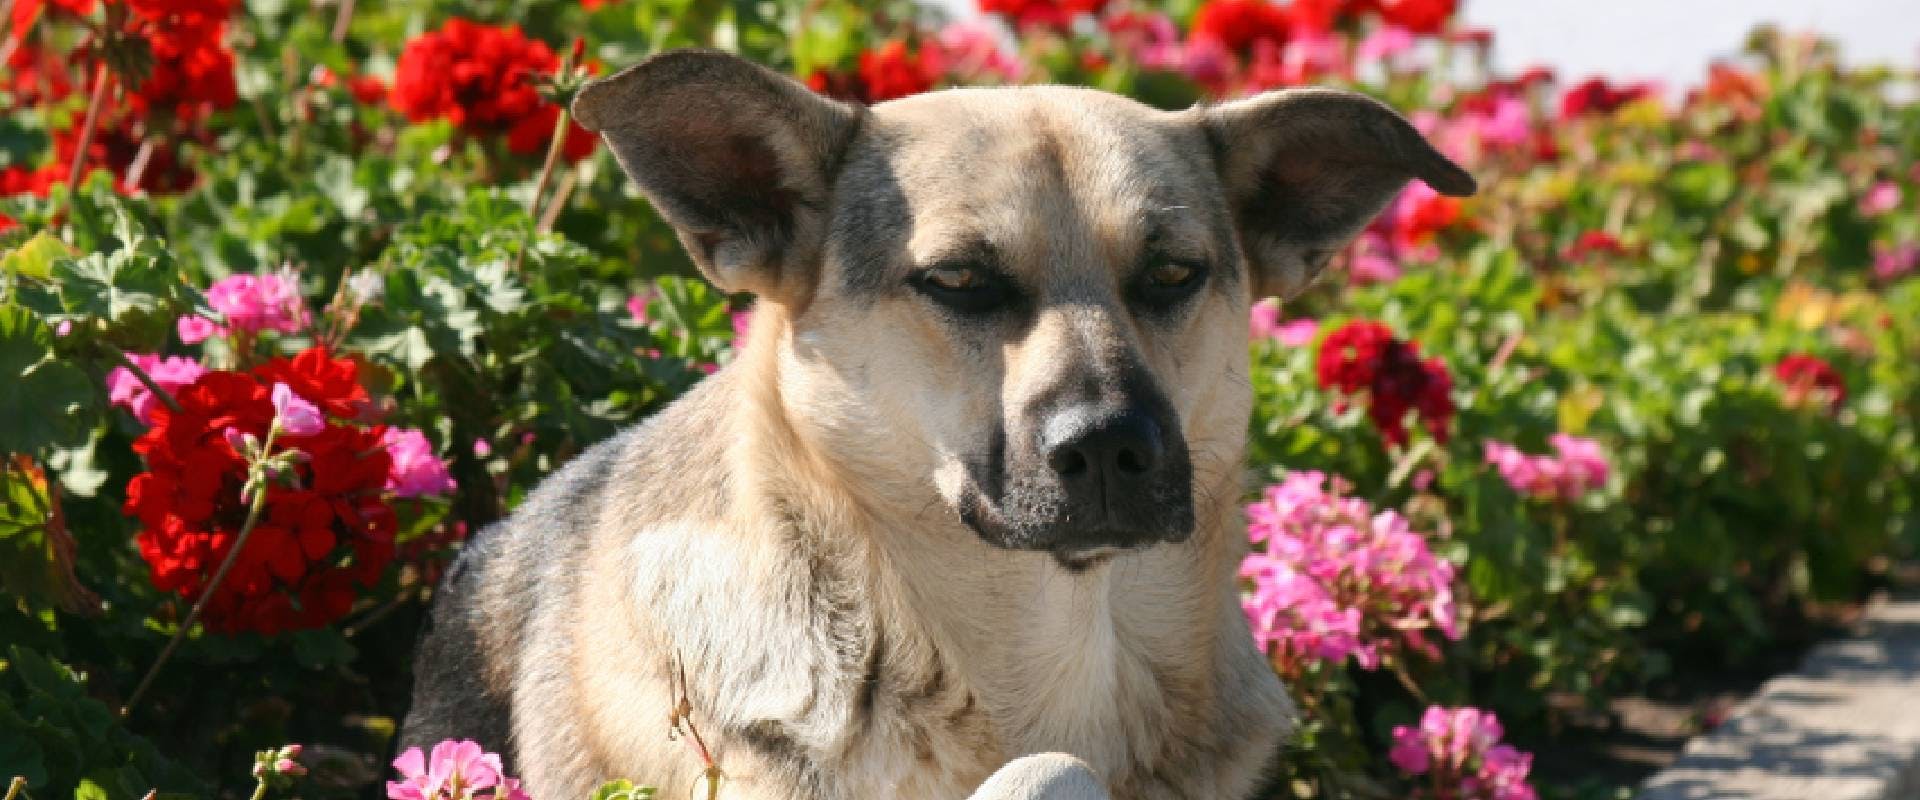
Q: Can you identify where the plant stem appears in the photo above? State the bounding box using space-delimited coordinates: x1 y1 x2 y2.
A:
328 0 354 44
248 778 268 800
66 62 112 195
104 342 184 415
120 428 277 718
6 775 28 800
512 102 574 272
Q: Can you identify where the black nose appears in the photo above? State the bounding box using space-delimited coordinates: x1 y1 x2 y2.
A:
1042 407 1165 512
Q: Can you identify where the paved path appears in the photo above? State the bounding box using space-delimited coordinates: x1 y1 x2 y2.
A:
1639 595 1920 800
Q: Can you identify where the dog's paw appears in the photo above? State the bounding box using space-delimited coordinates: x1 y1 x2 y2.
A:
966 753 1111 800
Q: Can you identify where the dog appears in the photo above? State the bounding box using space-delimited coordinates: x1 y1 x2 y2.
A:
399 48 1472 800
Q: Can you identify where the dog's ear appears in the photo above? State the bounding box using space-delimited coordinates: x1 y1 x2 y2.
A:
573 49 862 302
1197 88 1475 299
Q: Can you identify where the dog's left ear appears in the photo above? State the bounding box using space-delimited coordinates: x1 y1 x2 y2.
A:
573 49 862 303
1197 88 1476 299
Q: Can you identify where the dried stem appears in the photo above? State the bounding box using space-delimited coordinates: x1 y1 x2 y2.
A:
536 168 576 234
104 342 184 415
668 651 724 800
6 775 28 800
512 102 574 272
121 433 275 718
328 0 354 44
123 139 155 191
67 62 113 195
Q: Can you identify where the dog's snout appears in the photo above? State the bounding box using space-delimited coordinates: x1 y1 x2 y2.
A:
1042 406 1165 509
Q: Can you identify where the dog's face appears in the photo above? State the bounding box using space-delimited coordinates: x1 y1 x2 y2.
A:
576 51 1471 564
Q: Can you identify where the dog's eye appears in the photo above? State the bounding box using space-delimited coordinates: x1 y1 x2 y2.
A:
1132 261 1208 312
1147 263 1196 287
911 265 1015 316
925 266 983 291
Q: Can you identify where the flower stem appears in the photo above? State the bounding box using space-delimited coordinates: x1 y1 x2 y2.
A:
104 342 184 416
66 62 112 197
248 779 268 800
512 102 574 273
6 776 28 800
328 0 354 44
120 427 278 719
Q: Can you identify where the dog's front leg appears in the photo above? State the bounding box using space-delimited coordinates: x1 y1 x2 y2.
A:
965 754 1112 800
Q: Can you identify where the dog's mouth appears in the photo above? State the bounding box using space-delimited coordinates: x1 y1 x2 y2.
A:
954 472 1195 560
1051 544 1127 572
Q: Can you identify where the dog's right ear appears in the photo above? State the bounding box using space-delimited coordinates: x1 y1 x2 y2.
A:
573 49 862 303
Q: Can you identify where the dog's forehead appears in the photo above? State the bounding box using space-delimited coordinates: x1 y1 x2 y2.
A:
828 86 1225 290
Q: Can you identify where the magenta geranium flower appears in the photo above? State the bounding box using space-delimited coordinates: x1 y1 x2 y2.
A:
1390 706 1537 800
107 353 206 425
388 739 528 800
178 268 311 343
1240 471 1460 676
382 428 458 498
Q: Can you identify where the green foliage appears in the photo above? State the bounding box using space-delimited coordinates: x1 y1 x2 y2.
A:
0 645 203 799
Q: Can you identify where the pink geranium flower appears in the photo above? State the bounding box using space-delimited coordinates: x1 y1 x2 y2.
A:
108 354 207 426
382 428 458 498
1276 319 1320 347
937 19 1025 82
388 740 528 800
1485 434 1609 502
1240 471 1460 676
1391 706 1537 800
271 382 326 436
179 268 311 343
1249 298 1283 340
1859 181 1901 217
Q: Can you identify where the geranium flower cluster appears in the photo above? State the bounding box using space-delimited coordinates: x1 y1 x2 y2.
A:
389 740 529 800
1774 353 1846 413
391 18 596 162
1240 471 1460 677
177 268 310 343
2 0 238 197
1316 320 1455 446
119 348 457 634
1389 706 1538 800
1483 434 1609 502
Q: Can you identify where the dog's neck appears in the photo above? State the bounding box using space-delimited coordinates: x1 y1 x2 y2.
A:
724 306 1244 775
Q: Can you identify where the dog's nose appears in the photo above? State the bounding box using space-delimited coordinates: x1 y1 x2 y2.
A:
1042 407 1165 510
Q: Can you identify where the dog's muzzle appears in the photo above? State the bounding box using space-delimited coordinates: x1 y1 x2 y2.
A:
958 398 1194 560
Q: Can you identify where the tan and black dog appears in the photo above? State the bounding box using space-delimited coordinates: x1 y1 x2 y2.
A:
400 48 1472 800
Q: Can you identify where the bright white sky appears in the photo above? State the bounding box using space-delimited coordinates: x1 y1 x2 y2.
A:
1462 0 1917 86
933 0 1920 86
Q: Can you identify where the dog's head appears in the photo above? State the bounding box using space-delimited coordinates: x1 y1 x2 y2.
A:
577 50 1471 565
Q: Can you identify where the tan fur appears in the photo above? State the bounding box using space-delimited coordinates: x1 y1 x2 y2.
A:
403 48 1471 800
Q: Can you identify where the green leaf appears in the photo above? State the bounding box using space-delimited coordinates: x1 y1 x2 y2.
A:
1 233 71 281
0 307 94 454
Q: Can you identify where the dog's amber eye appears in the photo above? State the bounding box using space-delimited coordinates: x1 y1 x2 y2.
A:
1147 263 1196 287
1131 260 1208 313
911 264 1017 316
924 266 982 291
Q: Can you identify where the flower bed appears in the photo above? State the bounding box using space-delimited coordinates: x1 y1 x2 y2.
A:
3 0 1918 798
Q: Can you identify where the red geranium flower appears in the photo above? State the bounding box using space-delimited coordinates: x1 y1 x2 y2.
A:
857 39 942 103
1375 0 1457 35
1563 230 1626 263
391 18 597 162
977 0 1109 31
125 358 398 635
1284 0 1378 33
1316 320 1454 446
1558 77 1656 120
348 74 389 105
1774 354 1846 413
1190 0 1292 55
250 347 372 420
